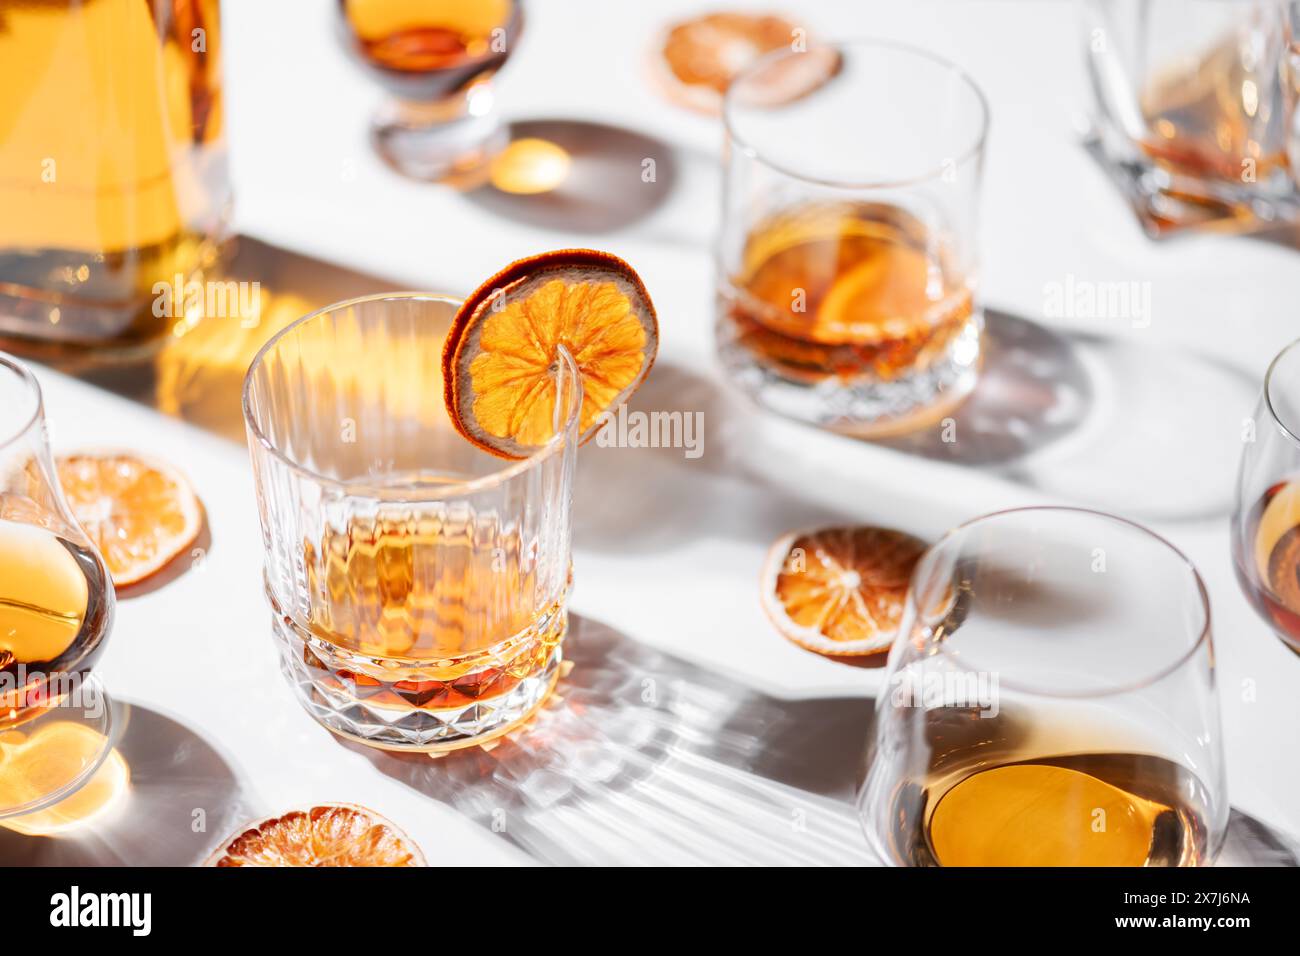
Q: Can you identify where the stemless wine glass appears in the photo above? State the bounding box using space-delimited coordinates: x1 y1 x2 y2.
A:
338 0 522 181
716 39 988 436
859 507 1227 867
0 353 124 832
1232 337 1300 655
243 293 580 753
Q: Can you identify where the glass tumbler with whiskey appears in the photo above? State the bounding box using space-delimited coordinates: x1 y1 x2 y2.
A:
0 353 120 824
338 0 521 181
1082 0 1300 235
1232 337 1300 655
0 0 229 359
243 293 580 752
716 40 988 437
859 507 1227 866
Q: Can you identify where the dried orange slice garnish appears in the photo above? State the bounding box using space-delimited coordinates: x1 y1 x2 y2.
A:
54 451 203 588
739 206 941 347
206 803 425 867
443 249 658 459
761 526 928 656
651 12 838 114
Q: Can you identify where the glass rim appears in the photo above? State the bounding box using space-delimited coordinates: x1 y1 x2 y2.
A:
722 37 991 191
0 352 44 453
912 505 1213 699
1263 335 1300 447
241 291 584 500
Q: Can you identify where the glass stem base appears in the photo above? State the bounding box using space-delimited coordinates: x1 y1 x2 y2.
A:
370 86 507 183
0 675 120 822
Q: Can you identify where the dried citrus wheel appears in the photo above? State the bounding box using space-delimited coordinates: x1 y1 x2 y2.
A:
739 206 945 347
54 451 203 587
761 525 928 656
651 12 839 114
206 803 425 867
443 249 658 459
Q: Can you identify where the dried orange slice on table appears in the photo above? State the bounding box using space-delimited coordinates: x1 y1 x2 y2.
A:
651 12 840 114
54 451 203 588
443 249 658 458
206 803 424 867
761 525 928 657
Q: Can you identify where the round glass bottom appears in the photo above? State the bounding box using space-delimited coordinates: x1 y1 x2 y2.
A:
371 109 507 183
273 612 566 753
716 314 983 438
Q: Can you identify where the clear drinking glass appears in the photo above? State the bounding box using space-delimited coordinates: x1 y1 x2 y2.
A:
338 0 521 182
242 293 580 752
1232 337 1300 655
1082 0 1300 235
0 353 121 827
859 507 1227 867
716 39 988 437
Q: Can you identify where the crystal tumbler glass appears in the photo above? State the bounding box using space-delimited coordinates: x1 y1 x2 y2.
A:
242 293 580 752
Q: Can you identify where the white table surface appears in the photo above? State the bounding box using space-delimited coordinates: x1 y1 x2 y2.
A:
8 0 1300 866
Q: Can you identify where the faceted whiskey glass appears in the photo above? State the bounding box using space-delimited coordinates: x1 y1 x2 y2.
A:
716 39 988 437
1082 0 1300 235
242 293 580 752
858 507 1228 866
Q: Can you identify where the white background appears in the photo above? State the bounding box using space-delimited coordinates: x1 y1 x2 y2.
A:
8 0 1300 865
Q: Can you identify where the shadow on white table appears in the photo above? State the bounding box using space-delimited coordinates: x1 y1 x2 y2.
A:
459 118 697 237
341 615 1298 867
346 615 876 866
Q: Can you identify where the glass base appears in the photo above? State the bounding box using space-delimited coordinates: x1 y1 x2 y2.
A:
0 675 119 821
371 94 507 183
0 230 229 367
716 316 982 438
1082 127 1300 238
273 613 565 753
